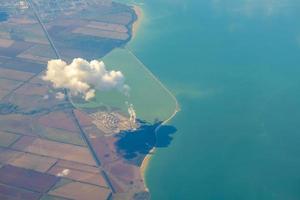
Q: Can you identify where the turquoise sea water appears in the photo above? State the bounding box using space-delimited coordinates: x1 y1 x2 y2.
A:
121 0 300 199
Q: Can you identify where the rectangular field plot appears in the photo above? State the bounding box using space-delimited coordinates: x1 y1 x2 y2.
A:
8 93 59 114
9 153 57 173
0 131 20 147
38 112 79 132
0 183 41 200
49 181 110 200
52 160 100 174
17 44 56 63
0 114 36 136
0 165 59 193
48 164 108 187
74 109 94 127
87 21 128 33
38 127 86 147
40 194 69 200
90 12 133 25
0 67 33 81
72 27 129 40
0 147 57 172
0 58 45 73
14 83 49 96
0 78 22 91
12 136 96 166
0 41 34 58
0 148 23 164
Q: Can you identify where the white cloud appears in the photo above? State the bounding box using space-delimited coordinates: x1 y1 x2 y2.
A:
55 92 65 100
57 169 70 177
43 58 129 101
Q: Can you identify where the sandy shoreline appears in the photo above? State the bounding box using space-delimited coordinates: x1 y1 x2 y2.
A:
131 3 180 193
132 5 143 39
132 3 151 178
131 4 153 189
140 148 155 189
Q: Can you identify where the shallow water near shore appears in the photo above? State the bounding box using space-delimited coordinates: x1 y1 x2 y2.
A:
118 0 300 199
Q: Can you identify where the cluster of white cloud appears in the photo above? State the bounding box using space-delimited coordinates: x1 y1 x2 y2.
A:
57 169 70 177
55 92 65 100
43 58 129 101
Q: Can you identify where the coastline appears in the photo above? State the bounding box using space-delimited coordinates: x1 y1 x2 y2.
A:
140 106 180 192
131 4 152 181
131 3 180 193
132 5 143 39
131 4 154 190
140 148 155 191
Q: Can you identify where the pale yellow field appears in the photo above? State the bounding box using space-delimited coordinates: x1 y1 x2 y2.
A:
75 48 178 123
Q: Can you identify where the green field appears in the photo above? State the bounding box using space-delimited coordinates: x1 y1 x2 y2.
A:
35 127 86 147
74 48 177 123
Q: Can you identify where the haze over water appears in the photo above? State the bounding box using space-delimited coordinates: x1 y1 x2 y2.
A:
122 0 300 199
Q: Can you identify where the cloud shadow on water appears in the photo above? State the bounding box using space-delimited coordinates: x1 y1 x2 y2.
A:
115 120 177 163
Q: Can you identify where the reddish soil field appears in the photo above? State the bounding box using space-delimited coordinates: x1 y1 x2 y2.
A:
13 136 96 166
91 136 120 164
106 160 145 194
0 115 35 136
38 111 78 132
11 136 35 150
74 110 93 127
106 166 145 195
0 68 33 81
15 83 49 96
9 152 57 173
53 160 99 174
9 93 50 113
0 78 22 91
106 173 126 193
0 165 59 193
49 181 110 200
1 58 45 73
109 161 137 181
0 148 24 164
48 165 108 187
